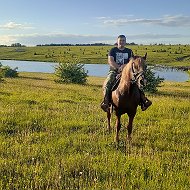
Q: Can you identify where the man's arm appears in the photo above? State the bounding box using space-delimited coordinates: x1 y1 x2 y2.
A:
108 56 119 71
131 50 134 57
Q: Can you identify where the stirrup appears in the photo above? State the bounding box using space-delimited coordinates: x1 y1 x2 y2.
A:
141 100 152 111
101 102 110 112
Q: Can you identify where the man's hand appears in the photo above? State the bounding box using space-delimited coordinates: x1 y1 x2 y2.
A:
108 56 120 71
118 64 126 73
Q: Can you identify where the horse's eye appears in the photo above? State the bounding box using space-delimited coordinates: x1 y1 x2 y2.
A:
140 79 144 85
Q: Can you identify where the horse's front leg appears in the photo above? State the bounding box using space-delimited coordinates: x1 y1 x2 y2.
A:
127 114 135 141
115 114 121 143
107 108 111 133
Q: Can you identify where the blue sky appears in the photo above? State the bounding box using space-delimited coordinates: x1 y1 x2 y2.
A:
0 0 190 46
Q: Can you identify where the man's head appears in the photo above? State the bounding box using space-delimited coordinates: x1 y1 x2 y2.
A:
117 35 126 49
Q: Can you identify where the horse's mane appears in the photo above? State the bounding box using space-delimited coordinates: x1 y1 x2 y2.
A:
118 58 134 94
116 56 145 95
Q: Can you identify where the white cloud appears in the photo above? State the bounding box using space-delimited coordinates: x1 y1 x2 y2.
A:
102 15 190 27
0 21 34 30
95 16 111 20
1 33 190 46
0 33 115 45
127 33 190 45
127 33 188 39
0 35 17 44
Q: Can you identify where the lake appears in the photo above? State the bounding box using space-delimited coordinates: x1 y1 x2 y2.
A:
0 59 189 82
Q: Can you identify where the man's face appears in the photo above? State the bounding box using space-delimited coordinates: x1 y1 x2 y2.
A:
117 37 126 48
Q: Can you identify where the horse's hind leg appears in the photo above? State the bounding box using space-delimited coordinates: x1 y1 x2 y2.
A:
115 114 121 143
127 114 135 141
107 108 111 132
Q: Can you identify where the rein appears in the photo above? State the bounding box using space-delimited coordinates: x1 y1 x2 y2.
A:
114 60 145 97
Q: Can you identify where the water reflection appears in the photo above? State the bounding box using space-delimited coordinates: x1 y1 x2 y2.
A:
0 60 189 82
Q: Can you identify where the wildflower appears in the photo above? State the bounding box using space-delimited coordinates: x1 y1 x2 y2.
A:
79 172 83 175
94 178 97 182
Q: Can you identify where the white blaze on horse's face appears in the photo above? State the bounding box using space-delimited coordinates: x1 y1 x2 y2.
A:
133 57 146 90
138 74 145 90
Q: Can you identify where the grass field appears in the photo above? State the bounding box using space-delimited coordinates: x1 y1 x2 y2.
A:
0 72 190 189
0 45 190 67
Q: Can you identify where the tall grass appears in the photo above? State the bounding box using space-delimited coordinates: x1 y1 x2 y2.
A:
0 73 190 189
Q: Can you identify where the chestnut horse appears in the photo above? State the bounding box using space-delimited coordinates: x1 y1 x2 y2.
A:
107 53 147 143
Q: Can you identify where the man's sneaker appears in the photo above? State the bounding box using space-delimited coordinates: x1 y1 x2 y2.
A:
101 102 110 112
141 100 152 111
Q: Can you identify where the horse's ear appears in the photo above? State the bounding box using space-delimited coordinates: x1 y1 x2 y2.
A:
143 52 147 60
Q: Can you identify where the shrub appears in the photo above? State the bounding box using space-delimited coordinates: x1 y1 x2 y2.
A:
0 63 18 78
144 67 164 93
54 60 88 84
0 72 3 82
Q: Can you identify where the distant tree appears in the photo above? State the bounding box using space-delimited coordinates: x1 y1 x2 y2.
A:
11 43 22 47
0 45 7 47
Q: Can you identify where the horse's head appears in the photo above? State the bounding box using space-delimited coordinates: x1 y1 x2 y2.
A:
130 53 147 90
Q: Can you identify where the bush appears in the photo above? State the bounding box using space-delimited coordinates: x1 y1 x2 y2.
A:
0 73 3 82
0 63 18 78
144 67 164 93
54 60 88 84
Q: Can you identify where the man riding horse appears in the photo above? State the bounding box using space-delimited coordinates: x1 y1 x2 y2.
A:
101 35 152 112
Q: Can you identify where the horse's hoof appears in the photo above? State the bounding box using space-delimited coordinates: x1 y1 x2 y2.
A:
115 140 120 149
115 137 119 144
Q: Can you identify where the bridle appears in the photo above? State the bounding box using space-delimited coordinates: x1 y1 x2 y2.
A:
115 59 145 98
131 61 145 85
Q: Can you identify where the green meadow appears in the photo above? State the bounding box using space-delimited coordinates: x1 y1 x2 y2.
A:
0 72 190 189
0 45 190 66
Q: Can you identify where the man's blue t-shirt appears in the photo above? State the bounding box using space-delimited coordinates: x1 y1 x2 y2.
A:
109 47 133 70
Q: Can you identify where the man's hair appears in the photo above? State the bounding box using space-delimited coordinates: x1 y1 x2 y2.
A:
117 35 126 39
